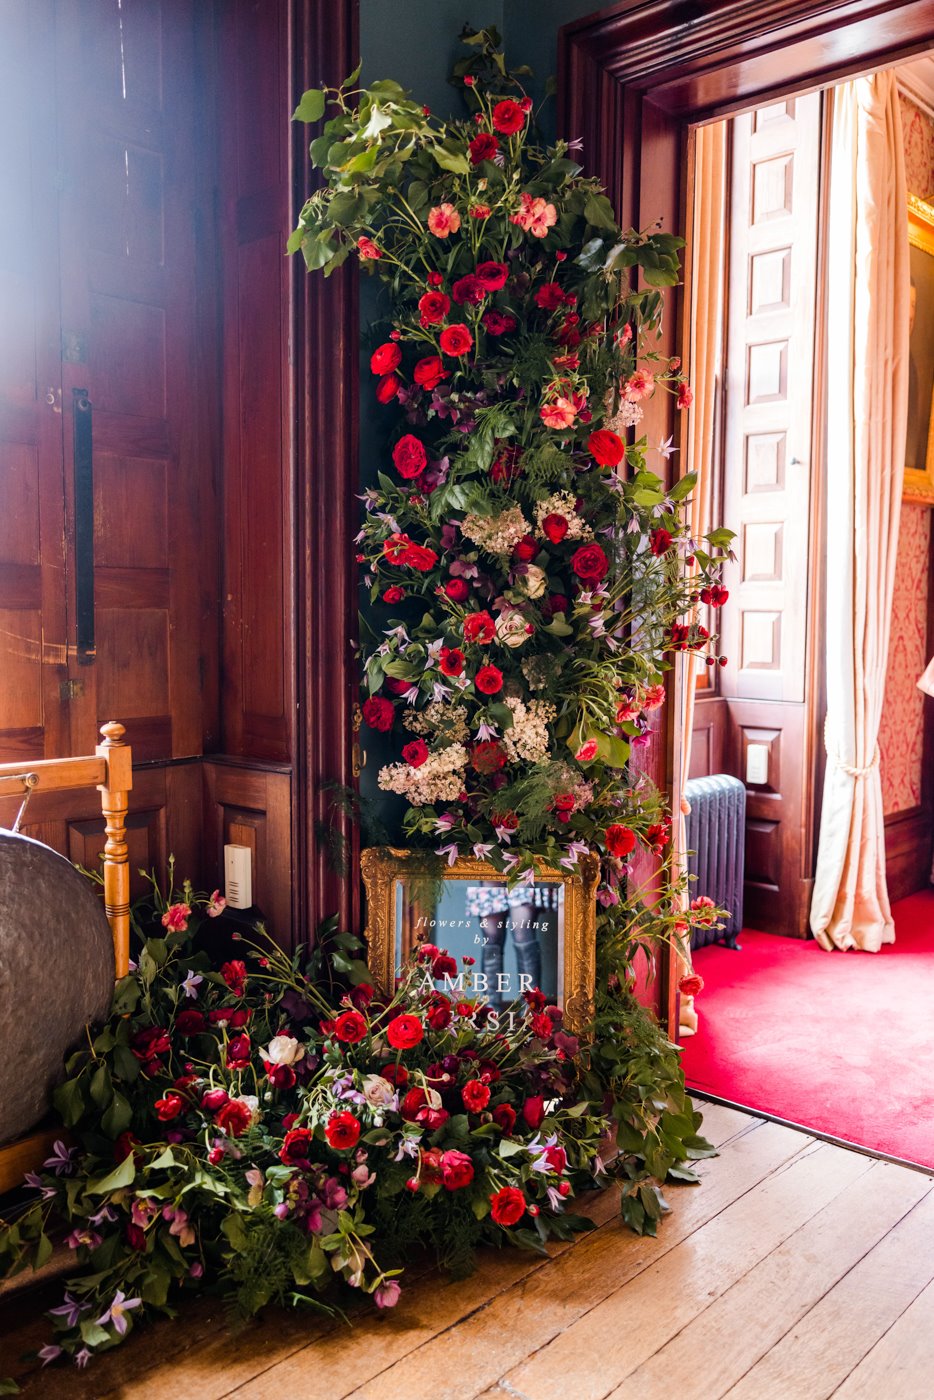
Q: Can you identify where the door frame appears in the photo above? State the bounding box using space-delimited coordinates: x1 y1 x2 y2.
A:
558 0 934 1033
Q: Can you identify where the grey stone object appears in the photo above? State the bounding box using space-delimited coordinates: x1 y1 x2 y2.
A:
0 830 114 1145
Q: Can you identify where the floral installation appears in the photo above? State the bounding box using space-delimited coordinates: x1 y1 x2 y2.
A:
0 878 711 1369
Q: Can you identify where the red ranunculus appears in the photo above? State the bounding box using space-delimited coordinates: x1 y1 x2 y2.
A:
492 1103 516 1134
514 534 537 562
541 513 568 545
544 1145 568 1174
679 973 705 997
475 260 509 291
370 342 401 375
221 959 248 995
225 1033 252 1070
439 646 465 677
452 274 486 305
383 585 405 604
376 373 401 403
441 1149 475 1191
402 739 429 768
471 741 507 775
650 527 673 556
463 611 495 644
215 1098 253 1137
401 1087 427 1121
382 1063 409 1087
431 952 458 979
483 309 517 336
413 355 448 390
469 132 498 164
587 428 625 466
571 542 609 582
265 1062 296 1090
605 824 636 859
530 1011 554 1039
439 324 473 357
154 1092 185 1122
131 1025 171 1062
208 1007 250 1028
492 99 526 135
462 1079 491 1112
333 1010 368 1043
362 695 394 732
475 665 503 695
325 1111 361 1150
175 1009 206 1036
279 1126 314 1166
522 1094 546 1129
200 1087 229 1112
490 1185 526 1226
392 434 428 479
386 1013 424 1050
418 290 450 324
426 996 452 1030
535 282 565 311
445 577 470 602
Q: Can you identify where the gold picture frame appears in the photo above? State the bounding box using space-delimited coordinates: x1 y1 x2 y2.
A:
360 847 600 1033
905 193 934 505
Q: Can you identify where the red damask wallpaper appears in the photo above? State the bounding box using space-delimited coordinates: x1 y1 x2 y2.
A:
900 94 934 202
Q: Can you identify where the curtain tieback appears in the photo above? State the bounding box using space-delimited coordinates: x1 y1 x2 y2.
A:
824 716 879 779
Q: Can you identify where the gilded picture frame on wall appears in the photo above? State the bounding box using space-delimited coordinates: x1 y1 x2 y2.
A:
360 847 600 1034
905 193 934 505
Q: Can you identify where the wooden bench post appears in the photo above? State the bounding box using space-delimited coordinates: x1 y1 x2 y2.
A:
96 721 132 978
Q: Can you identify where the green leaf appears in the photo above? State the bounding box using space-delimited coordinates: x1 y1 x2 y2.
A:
431 143 470 175
293 88 326 124
52 1075 86 1128
286 226 305 256
100 1090 132 1138
90 1063 112 1109
88 1153 136 1194
584 193 619 232
148 1147 176 1170
669 471 697 502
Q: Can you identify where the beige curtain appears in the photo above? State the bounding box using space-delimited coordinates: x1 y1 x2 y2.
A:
810 74 909 952
678 120 728 1033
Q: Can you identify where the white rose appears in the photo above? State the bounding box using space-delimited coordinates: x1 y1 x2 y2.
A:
496 610 530 648
265 1035 305 1066
361 1073 396 1108
520 565 547 599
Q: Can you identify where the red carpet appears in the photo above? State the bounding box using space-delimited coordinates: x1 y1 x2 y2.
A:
680 890 934 1168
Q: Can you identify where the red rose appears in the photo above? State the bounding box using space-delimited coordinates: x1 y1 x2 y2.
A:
325 1111 361 1150
175 1009 206 1036
679 973 705 997
535 282 565 311
462 1079 491 1112
426 997 453 1030
650 527 673 556
522 1094 546 1129
431 953 458 979
279 1126 314 1166
402 739 429 768
406 541 438 572
439 324 474 356
445 577 470 602
220 960 248 995
418 290 450 324
490 1185 526 1226
483 310 517 336
154 1092 185 1122
571 543 609 582
441 1149 475 1191
200 1087 229 1112
382 585 405 604
541 513 569 545
362 695 395 732
131 1025 171 1062
225 1033 252 1070
265 1062 296 1090
334 1010 368 1043
468 132 498 164
475 260 509 291
452 274 486 306
392 434 428 479
605 824 636 859
492 99 526 135
463 611 495 644
376 373 401 404
370 342 401 375
413 355 448 391
588 429 625 466
544 1145 567 1174
215 1098 253 1137
439 646 465 677
514 534 538 563
401 1087 428 1121
386 1013 424 1050
382 1064 409 1087
471 741 507 775
491 1103 516 1134
475 665 503 695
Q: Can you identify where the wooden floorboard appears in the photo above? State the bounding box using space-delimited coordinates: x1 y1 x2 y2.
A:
1 1104 932 1400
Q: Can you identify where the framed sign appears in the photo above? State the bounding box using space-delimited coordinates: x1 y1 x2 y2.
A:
360 848 600 1032
906 194 934 505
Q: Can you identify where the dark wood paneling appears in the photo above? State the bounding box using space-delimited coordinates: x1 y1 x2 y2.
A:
202 757 292 945
690 695 728 779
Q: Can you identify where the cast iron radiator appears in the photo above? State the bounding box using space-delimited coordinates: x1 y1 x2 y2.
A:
683 774 745 950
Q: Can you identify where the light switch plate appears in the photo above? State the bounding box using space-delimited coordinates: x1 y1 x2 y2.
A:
745 743 769 786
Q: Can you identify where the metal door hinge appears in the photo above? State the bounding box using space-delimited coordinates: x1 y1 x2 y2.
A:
62 330 87 363
60 679 85 701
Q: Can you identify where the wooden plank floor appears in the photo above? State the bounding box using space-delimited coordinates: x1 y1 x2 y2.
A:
3 1103 934 1399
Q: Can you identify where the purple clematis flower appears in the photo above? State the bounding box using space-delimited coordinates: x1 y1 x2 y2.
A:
43 1140 77 1176
48 1292 87 1328
39 1344 63 1366
96 1288 142 1337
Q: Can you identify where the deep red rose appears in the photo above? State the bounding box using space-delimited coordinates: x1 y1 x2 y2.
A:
418 290 450 324
469 132 498 164
475 260 509 291
201 1087 229 1112
439 646 465 677
441 1149 475 1191
221 960 248 995
370 342 401 375
543 594 569 618
215 1098 253 1137
431 953 458 979
402 739 429 768
439 324 473 356
571 543 609 582
376 373 401 404
225 1033 252 1070
382 585 405 604
382 1063 409 1087
463 611 495 644
350 982 375 1009
544 1145 568 1174
522 1094 546 1129
445 577 470 602
325 1111 361 1150
605 824 636 859
492 99 526 135
514 534 538 562
265 1062 296 1090
535 282 565 311
334 1010 368 1043
362 695 395 732
483 309 517 336
279 1126 314 1166
541 513 569 545
175 1009 206 1036
588 429 625 467
426 996 453 1030
472 740 507 775
154 1092 185 1122
462 1079 491 1112
401 1087 427 1122
650 527 673 556
413 355 448 391
125 1223 147 1251
491 1103 516 1134
392 434 428 479
475 665 503 695
452 274 486 306
679 973 705 998
490 1185 526 1226
386 1014 424 1050
131 1026 171 1062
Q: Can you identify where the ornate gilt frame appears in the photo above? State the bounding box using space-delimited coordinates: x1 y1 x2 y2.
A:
360 847 600 1033
906 193 934 506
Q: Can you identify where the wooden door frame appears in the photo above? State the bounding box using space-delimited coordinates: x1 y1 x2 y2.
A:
559 0 934 1033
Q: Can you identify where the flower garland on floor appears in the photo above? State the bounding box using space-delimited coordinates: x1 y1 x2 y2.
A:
0 879 712 1369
